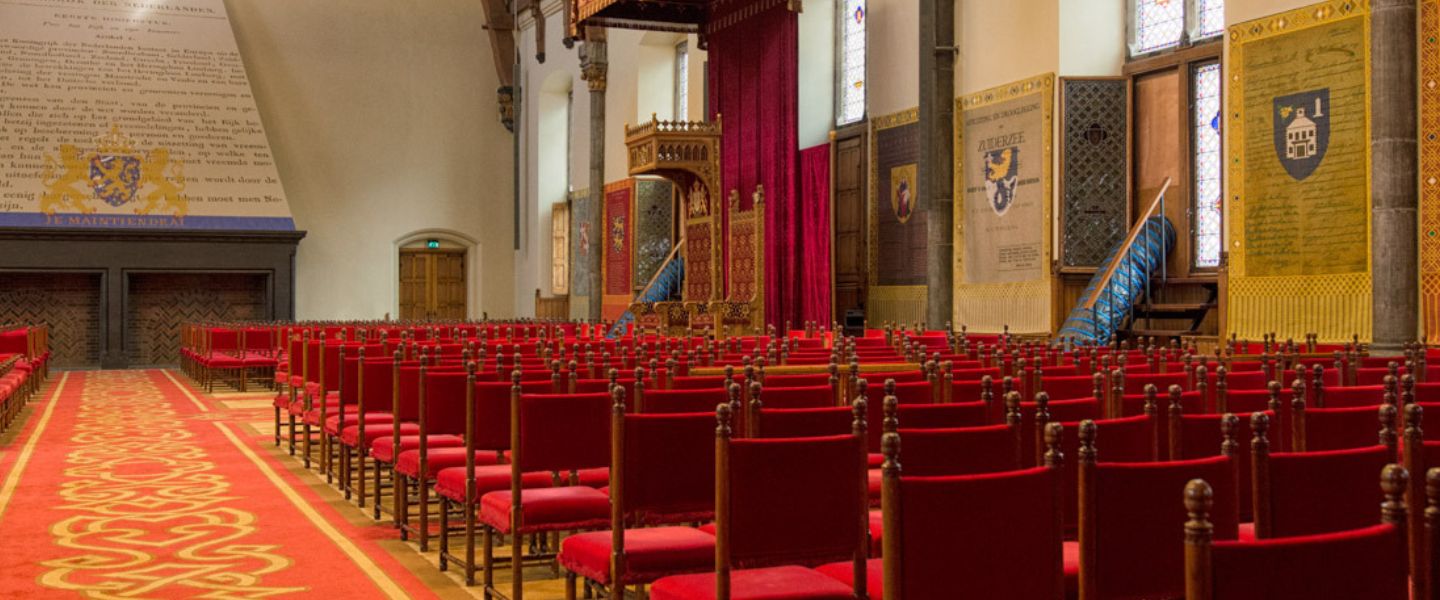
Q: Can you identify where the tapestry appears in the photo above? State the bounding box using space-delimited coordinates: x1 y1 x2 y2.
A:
602 180 634 321
868 109 925 324
1227 0 1372 342
570 188 593 299
1420 0 1440 339
0 0 295 231
551 202 570 296
633 179 675 289
953 74 1055 334
1060 78 1130 268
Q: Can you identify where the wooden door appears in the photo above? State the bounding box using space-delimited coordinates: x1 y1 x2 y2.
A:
398 249 466 320
832 129 868 322
1132 68 1190 277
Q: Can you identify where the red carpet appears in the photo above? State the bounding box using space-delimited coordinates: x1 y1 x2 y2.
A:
0 370 444 598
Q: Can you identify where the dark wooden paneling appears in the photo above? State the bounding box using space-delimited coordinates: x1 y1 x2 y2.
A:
0 272 102 368
833 130 867 321
0 228 302 368
126 273 269 366
1133 69 1190 277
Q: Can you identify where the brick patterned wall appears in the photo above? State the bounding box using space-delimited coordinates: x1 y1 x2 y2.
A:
126 273 269 366
0 273 103 368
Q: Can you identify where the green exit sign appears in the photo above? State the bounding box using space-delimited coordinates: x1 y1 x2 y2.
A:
426 239 441 249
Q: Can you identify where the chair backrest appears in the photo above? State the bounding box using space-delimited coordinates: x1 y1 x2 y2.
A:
756 384 836 409
1035 374 1098 401
472 378 553 451
717 411 866 593
893 424 1022 476
1172 411 1258 520
894 402 989 430
751 406 854 440
760 373 832 388
882 455 1064 600
1078 420 1240 600
614 407 716 525
672 375 730 390
1253 412 1393 539
1182 468 1409 600
512 391 612 474
420 366 469 431
1294 400 1397 453
1323 384 1386 408
636 386 729 414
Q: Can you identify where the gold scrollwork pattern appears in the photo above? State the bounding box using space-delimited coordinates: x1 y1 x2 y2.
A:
39 371 304 598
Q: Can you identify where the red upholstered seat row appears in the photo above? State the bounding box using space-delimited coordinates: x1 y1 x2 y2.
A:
0 326 49 434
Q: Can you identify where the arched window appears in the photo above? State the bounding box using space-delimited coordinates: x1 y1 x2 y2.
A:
836 0 866 126
1132 0 1224 56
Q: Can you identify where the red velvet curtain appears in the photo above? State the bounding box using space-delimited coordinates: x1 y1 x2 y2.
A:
799 144 832 326
707 0 798 331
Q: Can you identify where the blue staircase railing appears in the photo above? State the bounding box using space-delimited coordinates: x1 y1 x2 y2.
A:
608 246 685 338
1059 179 1176 344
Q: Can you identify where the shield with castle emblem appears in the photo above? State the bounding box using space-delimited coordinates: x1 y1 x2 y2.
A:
89 153 142 207
1272 88 1330 181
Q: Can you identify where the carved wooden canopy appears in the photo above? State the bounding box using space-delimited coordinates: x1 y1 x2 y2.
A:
624 116 723 304
569 0 708 41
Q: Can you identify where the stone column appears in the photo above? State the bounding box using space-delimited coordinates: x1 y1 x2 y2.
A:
580 27 608 322
920 0 955 330
1371 0 1418 353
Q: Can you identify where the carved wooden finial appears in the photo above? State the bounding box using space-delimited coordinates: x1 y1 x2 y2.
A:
881 432 901 475
1403 374 1416 406
1078 419 1098 464
612 384 627 415
1004 391 1022 428
1184 479 1214 545
1169 384 1184 418
1043 422 1065 469
1408 403 1425 442
1251 412 1271 453
1220 413 1239 459
883 394 900 434
716 401 733 438
1143 384 1159 418
852 392 869 437
1379 404 1399 454
1426 468 1440 539
1381 464 1409 526
884 378 897 399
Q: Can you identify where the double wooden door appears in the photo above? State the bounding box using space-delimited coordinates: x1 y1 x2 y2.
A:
399 249 466 320
832 130 868 322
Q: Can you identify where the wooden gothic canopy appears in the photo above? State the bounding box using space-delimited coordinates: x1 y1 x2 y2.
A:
567 0 801 43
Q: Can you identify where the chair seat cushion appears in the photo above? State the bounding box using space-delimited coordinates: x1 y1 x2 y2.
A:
339 422 421 446
558 527 716 585
207 354 244 368
650 566 856 600
867 469 881 501
478 487 611 534
577 467 610 488
814 559 881 600
395 446 505 479
244 353 278 367
369 435 467 463
434 465 554 504
273 392 291 409
867 452 884 468
324 411 394 435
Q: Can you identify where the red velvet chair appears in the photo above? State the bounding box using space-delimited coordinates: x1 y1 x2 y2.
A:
242 327 279 391
637 386 729 414
394 365 475 550
819 436 1065 600
558 404 719 596
1072 420 1241 600
1249 412 1395 539
476 390 614 598
1182 468 1409 600
649 407 868 600
1020 392 1104 466
1291 398 1398 453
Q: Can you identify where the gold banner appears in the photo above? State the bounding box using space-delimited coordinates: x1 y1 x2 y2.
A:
1226 0 1372 343
953 74 1055 334
1421 0 1440 340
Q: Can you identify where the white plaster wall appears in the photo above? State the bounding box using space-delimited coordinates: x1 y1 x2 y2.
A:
799 0 836 147
225 0 516 320
867 0 919 116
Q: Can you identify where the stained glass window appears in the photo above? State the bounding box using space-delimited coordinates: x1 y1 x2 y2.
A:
1135 0 1185 54
1195 0 1225 39
674 41 689 121
837 0 866 126
1192 62 1222 268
